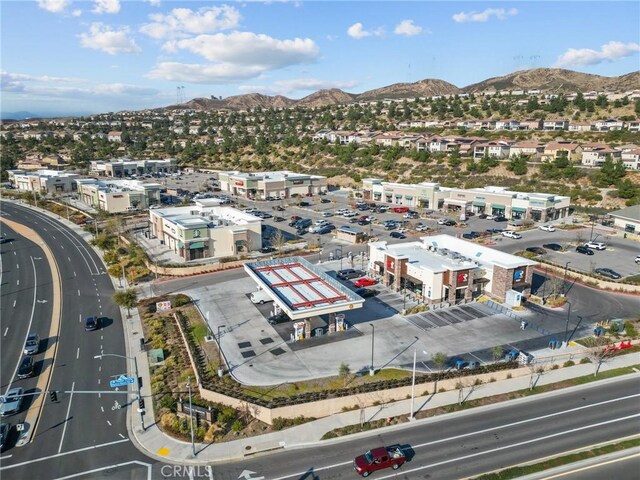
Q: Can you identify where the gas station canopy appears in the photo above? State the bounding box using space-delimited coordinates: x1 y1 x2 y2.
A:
244 256 364 320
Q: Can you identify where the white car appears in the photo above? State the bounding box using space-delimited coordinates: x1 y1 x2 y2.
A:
584 241 606 250
343 211 356 218
437 219 447 225
397 228 408 234
322 212 333 218
539 224 556 232
485 214 496 220
502 231 522 239
416 225 430 232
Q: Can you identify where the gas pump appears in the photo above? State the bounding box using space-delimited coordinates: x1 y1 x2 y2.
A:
293 321 306 341
336 314 346 332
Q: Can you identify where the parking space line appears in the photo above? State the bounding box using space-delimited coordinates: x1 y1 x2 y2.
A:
3 328 8 337
469 352 485 364
107 420 112 426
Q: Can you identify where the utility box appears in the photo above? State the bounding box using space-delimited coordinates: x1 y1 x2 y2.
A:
505 289 522 307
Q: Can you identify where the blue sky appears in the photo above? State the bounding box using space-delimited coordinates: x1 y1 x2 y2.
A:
1 1 639 117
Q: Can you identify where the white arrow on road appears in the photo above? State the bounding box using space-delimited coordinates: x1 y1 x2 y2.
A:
37 300 48 303
238 470 265 480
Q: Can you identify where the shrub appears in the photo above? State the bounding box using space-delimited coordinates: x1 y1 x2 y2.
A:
580 358 592 364
217 406 237 424
230 419 245 432
171 294 191 308
506 373 512 379
551 364 559 370
489 377 496 383
624 321 638 338
563 360 575 367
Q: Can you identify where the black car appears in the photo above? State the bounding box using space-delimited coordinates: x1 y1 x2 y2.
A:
273 216 285 222
390 232 406 239
354 288 379 298
17 356 34 379
320 198 331 204
594 268 622 280
337 269 364 280
462 233 475 239
317 226 333 234
274 206 285 211
478 214 488 219
0 423 9 449
576 245 594 255
85 316 100 331
268 312 291 325
299 201 310 207
494 216 507 222
444 220 457 226
526 247 547 255
261 212 273 219
543 243 563 251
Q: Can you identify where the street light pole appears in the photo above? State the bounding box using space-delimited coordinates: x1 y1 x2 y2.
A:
563 261 571 296
409 348 417 420
317 236 322 263
217 324 226 378
187 377 196 456
369 323 375 376
564 301 572 346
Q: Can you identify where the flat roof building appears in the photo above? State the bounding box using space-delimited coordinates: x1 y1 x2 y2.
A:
218 170 328 200
76 178 161 213
90 158 177 177
368 235 537 303
150 199 262 261
608 205 640 234
8 169 79 194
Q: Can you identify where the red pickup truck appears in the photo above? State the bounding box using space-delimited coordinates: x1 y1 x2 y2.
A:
353 446 406 476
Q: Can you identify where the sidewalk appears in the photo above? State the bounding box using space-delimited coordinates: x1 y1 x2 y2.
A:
12 201 640 467
127 352 640 465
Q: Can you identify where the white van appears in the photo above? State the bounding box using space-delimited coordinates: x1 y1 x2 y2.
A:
250 289 273 304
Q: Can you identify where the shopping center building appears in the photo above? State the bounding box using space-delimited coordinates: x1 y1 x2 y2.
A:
218 170 328 200
76 178 162 213
361 179 571 222
8 169 80 194
90 158 177 177
149 199 262 261
368 235 537 303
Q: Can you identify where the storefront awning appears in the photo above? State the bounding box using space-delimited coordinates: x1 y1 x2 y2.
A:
405 195 413 200
177 241 184 248
385 192 392 197
402 273 423 285
395 194 403 198
189 241 205 249
511 207 527 213
492 204 505 209
472 201 485 207
444 198 469 206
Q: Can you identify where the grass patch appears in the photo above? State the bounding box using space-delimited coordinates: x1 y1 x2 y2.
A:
473 438 640 479
191 322 209 343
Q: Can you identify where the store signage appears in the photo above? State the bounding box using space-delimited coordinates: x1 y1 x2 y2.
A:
457 271 469 283
386 257 395 270
156 301 172 311
513 269 525 282
234 181 244 186
292 180 304 185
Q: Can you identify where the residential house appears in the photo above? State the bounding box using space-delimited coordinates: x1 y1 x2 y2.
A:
568 122 592 132
581 144 622 167
107 131 123 142
473 141 511 160
543 119 569 131
509 141 545 161
592 119 625 131
519 119 542 131
542 142 583 163
621 149 640 170
495 119 520 131
627 120 640 132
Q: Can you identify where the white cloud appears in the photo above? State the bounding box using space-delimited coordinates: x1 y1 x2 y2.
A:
72 9 82 17
36 0 71 13
394 20 423 36
347 22 384 39
79 23 141 55
452 8 518 23
555 41 640 67
140 5 241 39
146 0 161 6
1 70 158 98
171 31 319 69
238 78 359 95
92 0 120 15
147 62 264 83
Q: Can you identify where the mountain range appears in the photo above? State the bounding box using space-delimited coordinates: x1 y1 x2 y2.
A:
170 68 640 113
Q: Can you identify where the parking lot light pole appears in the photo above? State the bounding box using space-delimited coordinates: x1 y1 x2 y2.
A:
217 325 226 378
563 261 571 296
94 353 144 431
369 323 375 376
187 377 196 457
410 344 427 421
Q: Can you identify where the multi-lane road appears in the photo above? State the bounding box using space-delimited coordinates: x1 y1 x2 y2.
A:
1 201 638 480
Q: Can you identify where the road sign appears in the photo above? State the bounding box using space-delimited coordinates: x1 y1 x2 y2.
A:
109 375 135 388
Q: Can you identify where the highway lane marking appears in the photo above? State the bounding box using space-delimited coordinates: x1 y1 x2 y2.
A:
99 365 102 372
3 256 39 396
76 347 79 360
12 300 16 308
97 378 101 385
16 279 19 285
67 257 71 262
3 328 8 337
79 314 82 323
100 406 104 412
374 414 640 480
107 420 112 426
118 433 125 439
77 289 80 296
51 460 151 480
541 451 640 479
16 264 19 269
57 381 75 454
270 395 640 480
0 439 130 471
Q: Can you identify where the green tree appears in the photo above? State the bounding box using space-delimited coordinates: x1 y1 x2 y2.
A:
432 352 448 389
113 288 138 317
507 155 528 175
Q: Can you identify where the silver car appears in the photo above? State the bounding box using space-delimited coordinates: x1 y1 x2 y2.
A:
23 333 39 355
0 388 24 416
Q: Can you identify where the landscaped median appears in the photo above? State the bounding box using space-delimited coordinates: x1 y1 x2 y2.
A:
136 293 640 445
